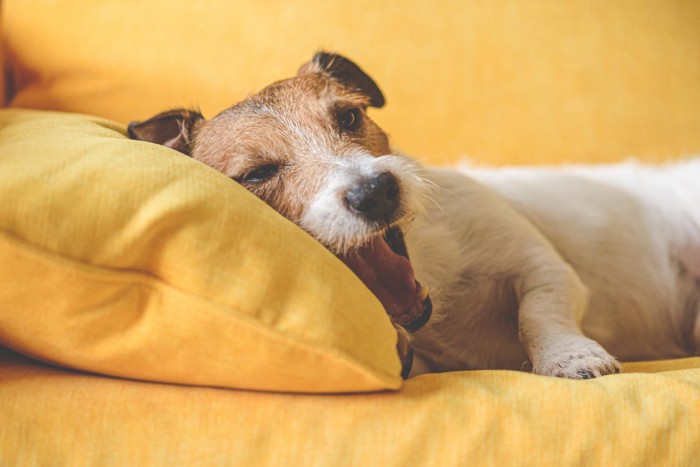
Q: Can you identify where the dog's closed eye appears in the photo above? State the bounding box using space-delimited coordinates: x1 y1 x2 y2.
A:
237 164 281 183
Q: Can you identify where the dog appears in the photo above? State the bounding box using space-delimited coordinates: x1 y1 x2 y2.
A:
128 51 700 379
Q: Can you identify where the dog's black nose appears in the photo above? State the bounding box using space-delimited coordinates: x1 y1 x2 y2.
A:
345 172 400 222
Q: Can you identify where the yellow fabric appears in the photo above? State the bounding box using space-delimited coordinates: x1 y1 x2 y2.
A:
622 358 700 374
1 347 699 465
0 109 401 393
3 0 700 166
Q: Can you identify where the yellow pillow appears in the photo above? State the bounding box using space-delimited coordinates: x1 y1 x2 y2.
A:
0 109 402 393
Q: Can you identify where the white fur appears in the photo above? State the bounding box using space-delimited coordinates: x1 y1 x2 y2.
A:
300 151 427 254
400 158 700 377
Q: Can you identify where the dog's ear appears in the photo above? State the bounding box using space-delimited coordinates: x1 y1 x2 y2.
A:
298 51 385 108
127 109 204 156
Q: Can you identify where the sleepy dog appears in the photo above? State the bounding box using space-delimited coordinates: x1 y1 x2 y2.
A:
129 52 700 379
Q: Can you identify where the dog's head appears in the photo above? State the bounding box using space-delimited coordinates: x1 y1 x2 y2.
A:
128 51 432 331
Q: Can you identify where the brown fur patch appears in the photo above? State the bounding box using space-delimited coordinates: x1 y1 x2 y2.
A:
191 73 391 223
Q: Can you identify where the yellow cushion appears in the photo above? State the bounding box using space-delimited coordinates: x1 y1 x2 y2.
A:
0 108 402 393
1 347 699 465
3 0 700 165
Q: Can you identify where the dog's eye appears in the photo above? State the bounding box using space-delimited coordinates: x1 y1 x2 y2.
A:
239 164 280 183
339 108 362 132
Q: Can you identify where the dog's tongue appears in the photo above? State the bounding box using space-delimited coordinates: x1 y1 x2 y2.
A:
339 234 426 328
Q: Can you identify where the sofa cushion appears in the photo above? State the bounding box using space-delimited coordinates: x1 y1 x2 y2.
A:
0 108 402 393
1 346 700 465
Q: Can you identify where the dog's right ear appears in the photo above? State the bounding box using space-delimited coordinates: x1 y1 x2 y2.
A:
128 109 204 156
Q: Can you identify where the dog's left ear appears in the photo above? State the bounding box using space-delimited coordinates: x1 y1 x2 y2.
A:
127 109 204 156
298 51 385 108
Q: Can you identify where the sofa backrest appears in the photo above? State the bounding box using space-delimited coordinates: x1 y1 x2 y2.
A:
2 0 699 165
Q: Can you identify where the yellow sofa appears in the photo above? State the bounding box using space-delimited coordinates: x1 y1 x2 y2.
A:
2 1 700 465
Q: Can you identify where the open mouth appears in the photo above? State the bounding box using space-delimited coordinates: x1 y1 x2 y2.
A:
338 226 433 332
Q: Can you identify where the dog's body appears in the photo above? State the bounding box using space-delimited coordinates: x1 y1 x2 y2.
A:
406 162 700 376
129 52 700 379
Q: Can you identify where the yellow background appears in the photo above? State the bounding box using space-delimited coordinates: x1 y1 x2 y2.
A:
4 0 700 165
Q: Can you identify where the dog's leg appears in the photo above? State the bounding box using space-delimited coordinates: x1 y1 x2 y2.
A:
515 262 621 378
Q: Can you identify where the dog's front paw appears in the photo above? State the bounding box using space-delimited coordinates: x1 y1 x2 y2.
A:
532 337 620 379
